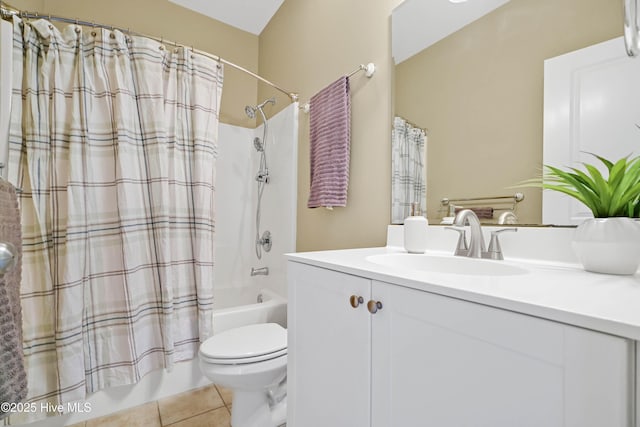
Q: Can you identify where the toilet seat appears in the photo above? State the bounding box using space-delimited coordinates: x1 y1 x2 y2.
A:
200 323 287 365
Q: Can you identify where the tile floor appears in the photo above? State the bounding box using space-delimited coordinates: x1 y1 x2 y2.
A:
67 384 233 427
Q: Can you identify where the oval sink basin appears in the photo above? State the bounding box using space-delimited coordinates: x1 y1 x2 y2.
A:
366 253 529 276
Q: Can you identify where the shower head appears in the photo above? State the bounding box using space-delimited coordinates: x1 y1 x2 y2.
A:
245 105 256 119
244 97 276 119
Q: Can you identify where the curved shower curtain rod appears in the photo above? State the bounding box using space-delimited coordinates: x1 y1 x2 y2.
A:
0 1 299 102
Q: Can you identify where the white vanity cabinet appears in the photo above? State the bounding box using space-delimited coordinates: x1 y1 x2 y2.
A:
288 261 635 427
371 280 633 427
287 261 372 427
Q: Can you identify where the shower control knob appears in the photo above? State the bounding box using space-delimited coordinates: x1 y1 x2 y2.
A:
258 231 272 253
349 295 364 308
367 300 383 314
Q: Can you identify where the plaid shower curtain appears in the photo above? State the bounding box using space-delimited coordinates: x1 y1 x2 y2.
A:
391 116 426 223
6 16 222 422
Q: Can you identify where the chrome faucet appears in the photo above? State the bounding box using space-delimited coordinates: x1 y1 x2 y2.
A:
453 209 486 258
498 211 518 225
446 209 518 260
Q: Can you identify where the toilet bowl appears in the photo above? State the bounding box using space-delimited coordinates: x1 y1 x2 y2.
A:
199 323 287 427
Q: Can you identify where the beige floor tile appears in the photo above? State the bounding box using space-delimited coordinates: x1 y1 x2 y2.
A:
158 385 225 426
165 406 231 427
214 385 233 407
85 402 160 427
66 423 86 427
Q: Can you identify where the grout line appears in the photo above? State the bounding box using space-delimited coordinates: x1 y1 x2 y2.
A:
155 401 163 427
159 385 226 426
163 406 230 427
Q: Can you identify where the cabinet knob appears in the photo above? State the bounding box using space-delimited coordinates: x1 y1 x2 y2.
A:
367 300 383 314
350 295 364 308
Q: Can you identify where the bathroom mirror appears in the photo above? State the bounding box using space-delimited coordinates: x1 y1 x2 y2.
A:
392 0 623 225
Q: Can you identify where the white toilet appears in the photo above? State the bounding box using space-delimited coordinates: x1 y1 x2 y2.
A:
199 323 287 427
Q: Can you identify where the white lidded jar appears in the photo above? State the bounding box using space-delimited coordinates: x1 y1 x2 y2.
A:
403 203 428 254
572 217 640 275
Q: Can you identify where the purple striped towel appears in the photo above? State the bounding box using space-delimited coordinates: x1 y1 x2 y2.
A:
454 206 494 220
308 76 351 208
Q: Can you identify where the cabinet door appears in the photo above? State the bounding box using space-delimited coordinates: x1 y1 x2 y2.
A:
371 281 633 427
287 262 372 427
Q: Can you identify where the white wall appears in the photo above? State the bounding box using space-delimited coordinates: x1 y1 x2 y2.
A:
252 102 298 298
215 102 298 304
215 121 255 304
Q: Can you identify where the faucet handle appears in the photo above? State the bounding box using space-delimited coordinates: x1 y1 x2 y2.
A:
445 226 468 256
485 228 518 260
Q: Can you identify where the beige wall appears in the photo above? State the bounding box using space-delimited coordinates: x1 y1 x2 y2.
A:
395 0 622 225
9 0 260 127
259 0 401 251
6 0 42 11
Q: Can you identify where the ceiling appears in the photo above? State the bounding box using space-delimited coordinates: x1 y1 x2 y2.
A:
168 0 285 35
392 0 511 64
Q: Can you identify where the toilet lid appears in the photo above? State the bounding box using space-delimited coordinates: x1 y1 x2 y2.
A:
200 323 287 363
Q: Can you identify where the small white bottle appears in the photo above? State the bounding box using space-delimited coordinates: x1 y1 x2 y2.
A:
404 203 428 254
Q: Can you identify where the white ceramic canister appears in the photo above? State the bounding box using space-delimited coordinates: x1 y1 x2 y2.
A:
572 217 640 275
404 204 428 253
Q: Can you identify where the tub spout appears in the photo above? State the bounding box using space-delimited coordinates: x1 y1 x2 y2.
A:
251 267 269 276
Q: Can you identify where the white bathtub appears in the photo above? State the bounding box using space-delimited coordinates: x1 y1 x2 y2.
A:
212 288 287 334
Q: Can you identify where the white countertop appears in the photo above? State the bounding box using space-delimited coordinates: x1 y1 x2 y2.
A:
286 245 640 341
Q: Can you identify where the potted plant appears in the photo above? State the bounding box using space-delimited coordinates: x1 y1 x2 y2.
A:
529 153 640 274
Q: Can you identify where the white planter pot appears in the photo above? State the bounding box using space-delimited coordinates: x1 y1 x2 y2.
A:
572 217 640 275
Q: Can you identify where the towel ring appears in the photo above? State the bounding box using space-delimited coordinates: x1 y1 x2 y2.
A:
0 242 17 276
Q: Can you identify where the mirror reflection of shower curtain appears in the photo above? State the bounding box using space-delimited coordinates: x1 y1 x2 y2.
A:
5 16 222 423
391 116 426 224
624 0 640 56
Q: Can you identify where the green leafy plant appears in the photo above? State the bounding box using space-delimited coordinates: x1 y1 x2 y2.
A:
525 153 640 218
